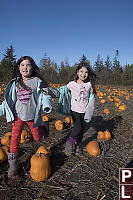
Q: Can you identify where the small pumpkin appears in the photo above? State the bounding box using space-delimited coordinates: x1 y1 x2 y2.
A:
36 146 51 156
42 115 49 122
64 117 71 124
86 141 100 157
5 132 12 137
1 135 11 147
71 118 73 124
55 120 63 126
30 152 51 182
97 131 105 140
104 108 110 114
20 130 31 144
104 130 111 141
0 147 7 163
100 99 106 104
55 120 64 130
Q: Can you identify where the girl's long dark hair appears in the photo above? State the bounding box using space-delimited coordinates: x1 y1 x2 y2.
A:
73 62 97 94
12 56 47 88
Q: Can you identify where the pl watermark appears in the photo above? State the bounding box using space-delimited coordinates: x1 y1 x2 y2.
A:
119 168 133 199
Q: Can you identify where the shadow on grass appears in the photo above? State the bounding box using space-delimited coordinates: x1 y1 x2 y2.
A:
83 114 123 146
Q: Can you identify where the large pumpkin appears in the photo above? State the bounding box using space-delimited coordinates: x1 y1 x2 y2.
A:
86 141 100 157
30 152 51 182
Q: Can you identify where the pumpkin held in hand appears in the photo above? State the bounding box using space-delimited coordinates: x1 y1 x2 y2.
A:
86 140 100 157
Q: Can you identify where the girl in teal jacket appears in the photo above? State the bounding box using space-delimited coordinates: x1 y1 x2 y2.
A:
0 56 52 178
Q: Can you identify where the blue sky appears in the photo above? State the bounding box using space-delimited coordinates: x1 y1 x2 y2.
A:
0 0 133 67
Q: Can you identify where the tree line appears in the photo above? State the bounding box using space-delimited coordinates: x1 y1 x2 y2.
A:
0 45 133 85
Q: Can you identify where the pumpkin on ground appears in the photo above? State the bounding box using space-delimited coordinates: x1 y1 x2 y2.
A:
20 130 31 144
86 141 100 157
97 131 105 140
104 130 111 141
0 147 7 163
36 146 51 156
1 145 9 156
42 115 49 122
55 120 64 130
1 135 11 147
30 152 51 182
104 108 110 114
64 117 71 124
100 99 106 104
5 132 12 137
97 130 111 141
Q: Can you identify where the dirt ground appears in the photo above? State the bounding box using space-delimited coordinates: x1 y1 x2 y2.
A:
0 86 133 200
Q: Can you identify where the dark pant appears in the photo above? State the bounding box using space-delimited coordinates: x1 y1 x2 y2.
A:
70 111 85 142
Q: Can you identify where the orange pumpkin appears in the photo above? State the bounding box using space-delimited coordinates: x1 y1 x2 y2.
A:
5 132 12 136
42 115 49 122
1 145 9 156
104 108 110 114
1 135 11 147
86 141 100 157
104 130 111 141
0 147 7 163
100 99 106 104
55 120 62 126
97 131 105 140
20 130 31 144
71 118 73 124
36 146 51 156
64 117 71 124
30 152 51 182
55 121 64 130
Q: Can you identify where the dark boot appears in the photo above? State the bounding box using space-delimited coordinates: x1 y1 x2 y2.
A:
75 136 83 155
8 152 19 178
64 137 76 156
75 143 83 155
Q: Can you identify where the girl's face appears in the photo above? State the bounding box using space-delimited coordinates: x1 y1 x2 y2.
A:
18 59 33 80
77 66 88 82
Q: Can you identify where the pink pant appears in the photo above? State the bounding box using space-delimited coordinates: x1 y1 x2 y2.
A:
10 116 44 153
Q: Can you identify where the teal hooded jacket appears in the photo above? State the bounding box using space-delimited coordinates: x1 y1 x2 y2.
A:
0 78 52 128
57 86 95 122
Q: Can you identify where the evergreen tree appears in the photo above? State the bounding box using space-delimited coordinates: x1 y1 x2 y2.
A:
0 45 16 81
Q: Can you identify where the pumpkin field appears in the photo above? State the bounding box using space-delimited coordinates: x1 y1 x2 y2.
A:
0 83 133 200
